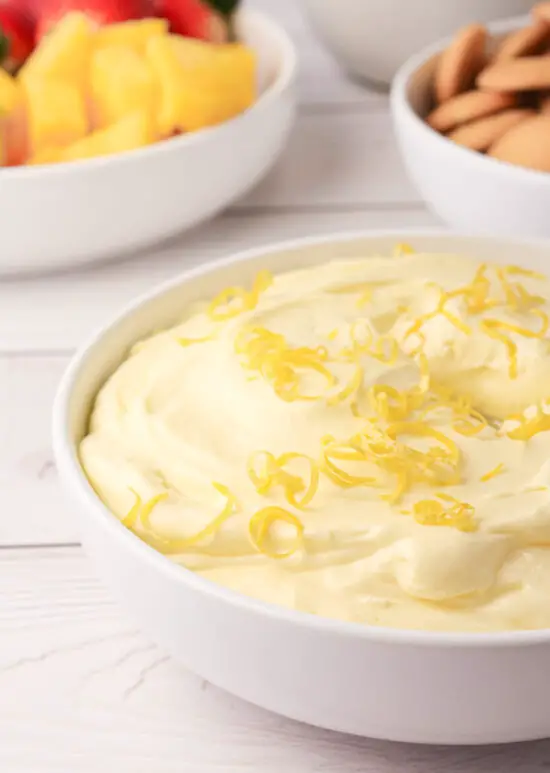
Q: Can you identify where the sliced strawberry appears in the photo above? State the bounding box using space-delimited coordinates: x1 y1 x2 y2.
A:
8 0 40 21
153 0 231 43
36 0 152 40
0 4 35 72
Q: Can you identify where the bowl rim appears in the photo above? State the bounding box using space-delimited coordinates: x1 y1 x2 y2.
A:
390 13 550 185
53 228 550 649
3 7 297 178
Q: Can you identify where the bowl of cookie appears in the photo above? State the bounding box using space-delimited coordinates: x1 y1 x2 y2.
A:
391 2 550 238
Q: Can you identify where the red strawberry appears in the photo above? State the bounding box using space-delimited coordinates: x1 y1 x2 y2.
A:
9 0 39 20
153 0 238 43
0 4 35 72
35 0 152 40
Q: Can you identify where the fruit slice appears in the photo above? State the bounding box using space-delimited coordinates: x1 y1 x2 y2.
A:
146 34 255 134
0 68 21 113
24 77 88 154
4 102 28 165
28 145 65 165
95 18 168 53
0 70 28 165
19 11 94 89
210 41 256 113
35 0 150 41
0 5 35 73
61 109 155 161
145 33 187 134
90 44 158 128
154 0 229 43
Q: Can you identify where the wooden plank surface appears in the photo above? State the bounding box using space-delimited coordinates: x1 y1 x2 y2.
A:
2 548 550 773
2 0 548 769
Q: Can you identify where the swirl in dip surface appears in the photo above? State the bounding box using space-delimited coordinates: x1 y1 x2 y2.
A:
80 249 550 633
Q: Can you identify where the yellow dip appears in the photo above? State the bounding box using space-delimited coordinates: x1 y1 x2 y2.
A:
80 250 550 632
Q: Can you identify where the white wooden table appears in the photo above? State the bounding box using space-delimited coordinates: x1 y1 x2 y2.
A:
2 1 549 769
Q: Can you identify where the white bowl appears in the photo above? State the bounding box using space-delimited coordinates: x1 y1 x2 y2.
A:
303 0 533 87
391 16 550 239
54 229 550 746
1 9 296 275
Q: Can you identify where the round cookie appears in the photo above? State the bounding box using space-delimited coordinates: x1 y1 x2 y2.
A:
478 56 550 91
427 90 516 132
488 114 550 171
448 108 535 151
532 2 550 23
495 22 550 60
539 91 550 114
435 24 487 104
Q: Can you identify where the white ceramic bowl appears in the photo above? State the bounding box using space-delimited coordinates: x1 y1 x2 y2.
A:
1 9 296 275
391 16 550 239
303 0 533 87
54 230 550 746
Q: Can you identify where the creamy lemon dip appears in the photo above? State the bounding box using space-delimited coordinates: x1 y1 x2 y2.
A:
80 249 550 632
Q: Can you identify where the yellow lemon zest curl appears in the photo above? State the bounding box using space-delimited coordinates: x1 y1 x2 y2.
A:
386 422 461 464
405 284 472 344
328 363 364 406
497 266 545 312
123 484 238 553
480 318 519 379
479 310 549 380
448 263 499 314
249 506 304 559
208 270 273 321
413 496 477 533
320 419 462 503
394 243 415 256
480 463 505 482
248 451 319 509
236 326 336 402
320 434 379 489
505 403 550 440
367 385 413 422
177 334 214 347
452 407 488 436
122 491 167 529
341 322 399 366
420 384 488 437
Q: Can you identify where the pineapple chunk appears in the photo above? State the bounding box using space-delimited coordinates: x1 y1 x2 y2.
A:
28 146 65 166
90 45 158 129
95 19 168 54
0 69 20 114
0 70 28 165
145 35 185 136
24 78 88 154
61 110 155 161
19 12 94 90
216 44 257 113
3 103 28 165
172 37 256 116
146 35 256 135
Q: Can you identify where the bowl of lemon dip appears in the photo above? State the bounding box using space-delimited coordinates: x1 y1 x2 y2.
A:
54 231 550 744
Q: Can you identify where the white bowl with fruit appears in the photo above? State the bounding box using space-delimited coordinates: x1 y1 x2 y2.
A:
0 0 297 273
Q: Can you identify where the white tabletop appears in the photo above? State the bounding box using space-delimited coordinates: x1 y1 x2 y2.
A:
2 1 549 769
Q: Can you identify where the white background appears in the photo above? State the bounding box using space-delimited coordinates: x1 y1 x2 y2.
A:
3 0 549 769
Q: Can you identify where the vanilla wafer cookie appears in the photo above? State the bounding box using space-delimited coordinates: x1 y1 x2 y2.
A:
435 24 487 103
448 108 534 151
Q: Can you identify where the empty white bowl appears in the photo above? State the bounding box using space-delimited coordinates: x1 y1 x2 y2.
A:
54 230 550 746
303 0 533 87
1 9 296 275
391 16 550 239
